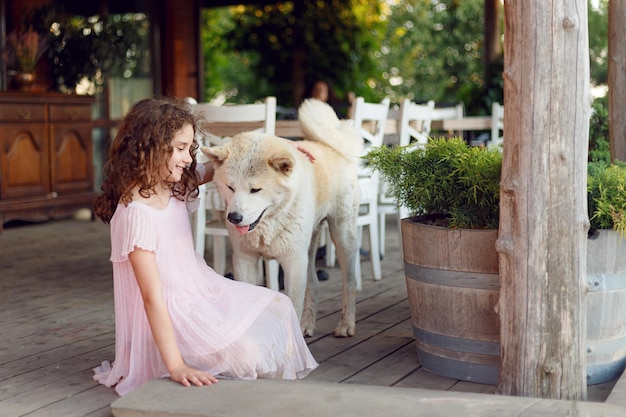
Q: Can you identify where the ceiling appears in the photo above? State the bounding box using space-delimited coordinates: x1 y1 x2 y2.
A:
202 0 304 7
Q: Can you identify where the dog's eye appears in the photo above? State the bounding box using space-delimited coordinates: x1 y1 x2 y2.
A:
250 188 261 194
227 185 235 192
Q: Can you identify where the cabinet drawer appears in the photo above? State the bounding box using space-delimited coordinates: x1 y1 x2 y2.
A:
0 104 46 122
50 105 92 122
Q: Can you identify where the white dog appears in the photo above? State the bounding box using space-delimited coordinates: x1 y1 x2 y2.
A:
201 99 361 337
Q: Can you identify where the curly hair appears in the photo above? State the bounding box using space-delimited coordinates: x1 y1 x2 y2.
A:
94 98 200 223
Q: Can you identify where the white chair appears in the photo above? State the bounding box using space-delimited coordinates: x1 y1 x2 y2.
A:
382 104 400 146
487 101 504 148
378 99 435 258
431 102 465 133
189 96 280 291
398 99 435 147
323 97 389 289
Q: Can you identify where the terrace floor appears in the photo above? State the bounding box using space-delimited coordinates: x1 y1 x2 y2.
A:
0 212 622 416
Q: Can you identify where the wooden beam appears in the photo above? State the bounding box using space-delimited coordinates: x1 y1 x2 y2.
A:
202 0 304 8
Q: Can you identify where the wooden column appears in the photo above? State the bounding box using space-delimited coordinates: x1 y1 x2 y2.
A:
496 0 590 400
609 0 626 162
484 0 501 66
291 0 307 107
161 0 200 99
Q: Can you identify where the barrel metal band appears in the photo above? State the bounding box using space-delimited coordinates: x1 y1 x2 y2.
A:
416 349 499 385
413 326 500 356
587 272 626 291
404 262 499 290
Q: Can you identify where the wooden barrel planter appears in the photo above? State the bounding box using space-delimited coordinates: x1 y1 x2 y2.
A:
586 229 626 384
401 218 626 385
401 216 500 384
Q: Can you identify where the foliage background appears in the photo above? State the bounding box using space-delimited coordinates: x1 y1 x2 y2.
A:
203 0 385 108
201 0 608 116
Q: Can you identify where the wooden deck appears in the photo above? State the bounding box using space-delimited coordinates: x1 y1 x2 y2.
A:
0 212 620 416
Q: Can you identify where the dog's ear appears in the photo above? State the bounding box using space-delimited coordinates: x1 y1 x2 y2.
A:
268 153 294 176
201 146 229 166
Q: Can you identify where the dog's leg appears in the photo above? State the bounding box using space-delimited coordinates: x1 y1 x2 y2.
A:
300 227 322 337
327 214 358 337
279 249 309 333
232 250 261 285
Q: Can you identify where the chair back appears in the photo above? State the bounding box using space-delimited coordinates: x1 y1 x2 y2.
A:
431 102 464 121
345 96 389 286
192 97 277 142
351 97 391 154
398 99 435 147
489 102 504 148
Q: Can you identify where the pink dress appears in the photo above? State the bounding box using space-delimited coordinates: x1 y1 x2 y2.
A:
93 197 318 396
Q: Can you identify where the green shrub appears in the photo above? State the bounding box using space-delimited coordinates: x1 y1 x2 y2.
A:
365 136 626 233
364 137 502 229
588 160 626 235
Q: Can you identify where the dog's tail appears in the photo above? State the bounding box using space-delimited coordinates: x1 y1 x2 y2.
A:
297 99 363 160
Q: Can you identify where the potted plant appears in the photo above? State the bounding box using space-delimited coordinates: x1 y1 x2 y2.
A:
365 136 502 229
1 27 48 90
365 138 626 385
586 160 626 384
364 137 503 384
587 160 626 235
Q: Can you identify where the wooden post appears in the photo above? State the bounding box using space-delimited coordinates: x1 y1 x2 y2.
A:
292 0 307 107
161 0 199 99
609 0 626 162
496 0 590 400
484 0 502 66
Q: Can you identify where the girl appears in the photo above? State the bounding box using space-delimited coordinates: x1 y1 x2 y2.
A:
93 98 318 396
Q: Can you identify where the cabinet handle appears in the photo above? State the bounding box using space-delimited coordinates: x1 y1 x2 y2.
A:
17 108 31 120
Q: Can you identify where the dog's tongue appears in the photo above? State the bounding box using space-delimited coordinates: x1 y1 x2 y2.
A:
235 225 250 235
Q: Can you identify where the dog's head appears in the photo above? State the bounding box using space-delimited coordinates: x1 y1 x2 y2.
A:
201 132 297 235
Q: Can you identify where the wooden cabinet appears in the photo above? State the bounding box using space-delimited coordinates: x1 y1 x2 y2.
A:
0 93 96 231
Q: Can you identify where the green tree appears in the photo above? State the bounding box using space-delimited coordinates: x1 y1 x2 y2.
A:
203 1 385 108
201 7 268 103
374 0 489 112
202 0 606 114
201 1 490 111
588 0 608 87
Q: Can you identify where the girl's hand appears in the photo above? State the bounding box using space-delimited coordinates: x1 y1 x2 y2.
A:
297 144 316 163
286 139 315 163
169 364 219 387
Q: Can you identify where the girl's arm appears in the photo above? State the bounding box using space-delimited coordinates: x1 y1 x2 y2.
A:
198 161 215 185
129 247 218 387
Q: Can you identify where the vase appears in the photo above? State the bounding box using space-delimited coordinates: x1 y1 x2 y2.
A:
14 72 35 91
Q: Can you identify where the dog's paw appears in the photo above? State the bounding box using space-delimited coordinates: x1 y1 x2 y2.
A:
301 314 316 336
302 323 316 338
301 309 316 337
333 321 355 338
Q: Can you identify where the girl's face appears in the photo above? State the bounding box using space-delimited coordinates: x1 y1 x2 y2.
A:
162 123 194 183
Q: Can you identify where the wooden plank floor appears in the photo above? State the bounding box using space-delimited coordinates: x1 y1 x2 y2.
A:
0 212 618 417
